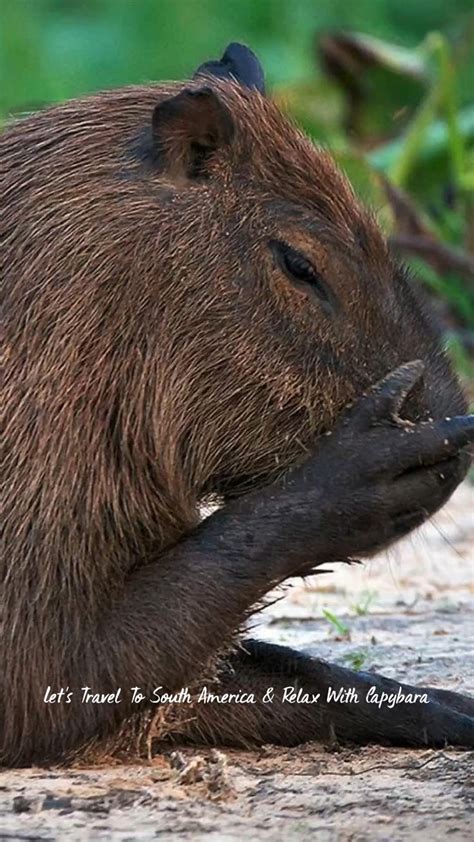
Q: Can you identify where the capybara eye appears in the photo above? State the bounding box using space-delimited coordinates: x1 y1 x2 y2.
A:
269 239 330 304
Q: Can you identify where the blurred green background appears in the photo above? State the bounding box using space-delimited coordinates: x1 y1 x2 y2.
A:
1 0 473 386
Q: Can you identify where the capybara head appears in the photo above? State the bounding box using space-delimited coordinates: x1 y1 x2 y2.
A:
1 45 467 557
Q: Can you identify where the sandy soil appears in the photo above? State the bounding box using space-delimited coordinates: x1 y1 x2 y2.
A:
1 482 472 841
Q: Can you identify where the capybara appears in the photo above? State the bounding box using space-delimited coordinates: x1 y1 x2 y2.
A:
2 43 473 767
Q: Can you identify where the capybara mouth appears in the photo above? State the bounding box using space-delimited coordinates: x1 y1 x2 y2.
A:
217 447 471 513
395 450 471 534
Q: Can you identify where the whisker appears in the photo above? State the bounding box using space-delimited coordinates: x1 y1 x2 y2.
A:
429 517 465 560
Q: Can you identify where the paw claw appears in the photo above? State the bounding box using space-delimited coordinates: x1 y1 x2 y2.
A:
351 360 425 429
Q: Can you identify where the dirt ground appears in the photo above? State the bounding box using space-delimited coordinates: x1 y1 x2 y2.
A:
1 482 472 841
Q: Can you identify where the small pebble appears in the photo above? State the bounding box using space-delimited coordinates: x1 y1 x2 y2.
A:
12 795 42 814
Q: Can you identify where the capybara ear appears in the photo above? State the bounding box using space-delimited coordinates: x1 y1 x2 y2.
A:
193 42 266 94
151 87 235 180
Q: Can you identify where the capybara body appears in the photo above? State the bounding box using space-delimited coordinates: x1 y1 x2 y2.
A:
2 45 473 767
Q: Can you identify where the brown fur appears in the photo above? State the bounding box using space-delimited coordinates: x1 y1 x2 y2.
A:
1 78 466 767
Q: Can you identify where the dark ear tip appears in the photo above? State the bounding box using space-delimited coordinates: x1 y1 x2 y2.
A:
193 42 266 94
222 42 256 59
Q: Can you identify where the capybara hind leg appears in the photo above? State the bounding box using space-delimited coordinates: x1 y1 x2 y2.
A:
172 640 474 749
